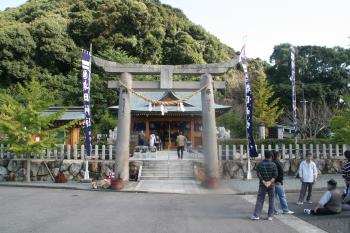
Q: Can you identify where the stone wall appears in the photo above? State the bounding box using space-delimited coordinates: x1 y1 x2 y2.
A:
219 158 347 179
0 159 142 182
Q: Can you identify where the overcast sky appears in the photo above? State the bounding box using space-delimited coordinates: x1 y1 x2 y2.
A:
1 0 349 61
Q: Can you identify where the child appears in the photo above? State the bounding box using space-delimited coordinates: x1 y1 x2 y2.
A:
296 152 317 205
304 179 342 215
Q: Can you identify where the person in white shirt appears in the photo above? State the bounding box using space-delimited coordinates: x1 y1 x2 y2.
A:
297 152 318 205
304 179 342 215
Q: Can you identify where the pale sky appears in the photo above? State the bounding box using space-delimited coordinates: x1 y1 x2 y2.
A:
1 0 349 61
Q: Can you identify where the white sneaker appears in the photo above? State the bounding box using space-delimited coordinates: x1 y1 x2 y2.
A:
283 210 294 215
296 201 303 205
303 209 311 215
250 216 260 220
306 200 313 204
267 217 273 221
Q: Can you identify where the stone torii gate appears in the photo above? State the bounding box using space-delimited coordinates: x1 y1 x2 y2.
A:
92 56 239 188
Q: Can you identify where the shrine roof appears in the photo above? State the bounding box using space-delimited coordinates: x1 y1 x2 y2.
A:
110 91 231 114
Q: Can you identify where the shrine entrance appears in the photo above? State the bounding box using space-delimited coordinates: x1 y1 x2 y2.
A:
92 55 239 188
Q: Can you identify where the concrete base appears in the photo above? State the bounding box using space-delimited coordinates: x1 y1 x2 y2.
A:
80 179 92 183
203 177 220 189
111 178 125 190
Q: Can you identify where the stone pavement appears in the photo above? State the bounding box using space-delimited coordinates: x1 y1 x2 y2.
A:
223 174 346 194
0 174 345 195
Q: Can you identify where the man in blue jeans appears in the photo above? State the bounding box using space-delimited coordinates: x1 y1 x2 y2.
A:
273 151 294 215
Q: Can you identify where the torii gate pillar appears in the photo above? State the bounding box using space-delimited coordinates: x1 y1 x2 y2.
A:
115 72 132 183
201 73 219 188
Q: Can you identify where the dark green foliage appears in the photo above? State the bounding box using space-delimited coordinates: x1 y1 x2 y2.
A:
0 0 233 135
216 112 246 138
267 43 350 106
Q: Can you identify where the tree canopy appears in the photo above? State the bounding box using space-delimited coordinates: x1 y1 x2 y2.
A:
0 0 234 134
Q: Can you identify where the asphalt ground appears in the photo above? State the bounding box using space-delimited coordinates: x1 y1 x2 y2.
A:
285 191 350 233
1 187 349 233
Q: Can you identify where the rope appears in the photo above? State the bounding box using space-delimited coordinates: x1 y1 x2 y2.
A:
118 81 211 106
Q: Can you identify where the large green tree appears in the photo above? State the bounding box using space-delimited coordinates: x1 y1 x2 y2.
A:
0 79 67 182
267 43 350 107
0 0 234 135
252 76 284 127
330 95 350 143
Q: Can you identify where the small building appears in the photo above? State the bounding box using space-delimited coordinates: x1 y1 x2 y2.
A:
111 90 230 151
45 107 85 145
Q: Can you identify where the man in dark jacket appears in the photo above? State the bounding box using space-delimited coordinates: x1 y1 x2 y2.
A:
273 151 294 215
251 150 278 221
304 179 342 215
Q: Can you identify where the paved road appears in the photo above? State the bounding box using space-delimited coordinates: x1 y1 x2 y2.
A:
0 187 348 233
286 192 350 233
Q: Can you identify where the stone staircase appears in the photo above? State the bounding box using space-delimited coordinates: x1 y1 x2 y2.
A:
140 160 194 180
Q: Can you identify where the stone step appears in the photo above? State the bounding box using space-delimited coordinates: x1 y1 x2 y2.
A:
142 171 193 175
140 176 194 180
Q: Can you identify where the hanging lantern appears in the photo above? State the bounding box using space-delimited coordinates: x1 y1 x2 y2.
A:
160 104 165 116
180 102 186 112
148 102 153 112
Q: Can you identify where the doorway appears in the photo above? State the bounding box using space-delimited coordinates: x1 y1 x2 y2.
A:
149 121 190 149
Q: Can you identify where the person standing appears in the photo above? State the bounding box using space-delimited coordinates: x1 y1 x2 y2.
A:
251 151 278 221
342 150 350 187
304 179 342 215
176 131 186 159
297 152 318 205
273 151 294 214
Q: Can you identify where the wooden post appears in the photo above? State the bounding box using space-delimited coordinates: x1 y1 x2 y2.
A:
54 149 58 160
218 145 222 160
289 144 293 159
240 145 244 160
296 144 300 159
109 145 113 161
73 145 78 160
302 144 306 158
282 144 286 159
81 145 85 160
329 144 333 158
95 145 99 158
335 144 339 157
225 145 229 160
190 119 195 147
309 144 314 156
316 144 320 159
322 144 327 159
67 145 71 160
233 145 236 160
261 144 265 160
60 144 64 160
0 144 3 158
102 145 106 160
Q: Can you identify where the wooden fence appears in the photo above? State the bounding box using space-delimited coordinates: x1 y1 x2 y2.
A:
218 144 350 160
1 143 349 161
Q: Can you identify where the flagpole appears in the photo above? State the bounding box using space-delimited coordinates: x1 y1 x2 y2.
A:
290 46 298 160
240 43 256 180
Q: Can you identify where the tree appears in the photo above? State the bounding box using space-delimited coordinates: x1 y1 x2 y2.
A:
330 95 350 143
0 79 68 182
267 44 350 106
252 76 284 128
216 111 246 138
282 101 334 139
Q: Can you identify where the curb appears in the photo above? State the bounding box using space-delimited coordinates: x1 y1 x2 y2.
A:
0 183 345 196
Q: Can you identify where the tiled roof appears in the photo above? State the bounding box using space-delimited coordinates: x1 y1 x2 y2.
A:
110 91 231 113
